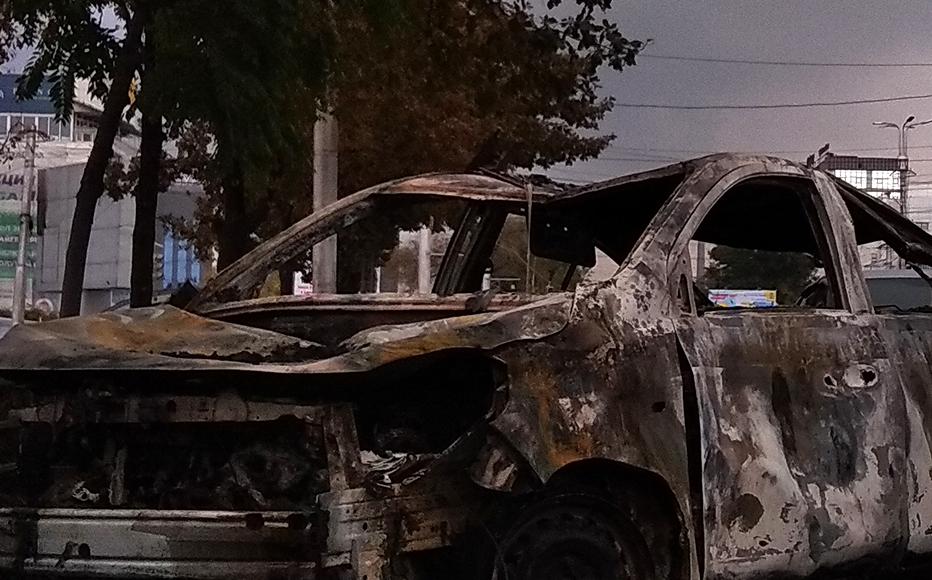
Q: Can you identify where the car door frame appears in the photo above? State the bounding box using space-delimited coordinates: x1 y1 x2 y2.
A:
664 163 909 579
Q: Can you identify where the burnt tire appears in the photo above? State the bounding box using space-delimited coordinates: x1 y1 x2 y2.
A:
486 490 657 580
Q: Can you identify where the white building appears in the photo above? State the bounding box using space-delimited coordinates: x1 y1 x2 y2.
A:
1 73 205 314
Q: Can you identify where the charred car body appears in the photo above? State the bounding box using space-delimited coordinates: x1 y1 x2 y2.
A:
1 154 932 578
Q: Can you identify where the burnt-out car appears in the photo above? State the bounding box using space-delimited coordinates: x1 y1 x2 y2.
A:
2 154 932 579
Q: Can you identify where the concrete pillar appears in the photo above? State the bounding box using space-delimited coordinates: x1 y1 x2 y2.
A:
417 226 431 293
312 112 338 293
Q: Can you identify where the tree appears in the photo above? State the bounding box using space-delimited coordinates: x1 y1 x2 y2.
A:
333 0 643 193
171 0 645 292
702 246 817 305
2 1 148 316
144 0 339 269
2 0 365 312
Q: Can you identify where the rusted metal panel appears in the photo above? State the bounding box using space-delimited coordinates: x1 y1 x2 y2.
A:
3 155 932 579
373 172 549 202
877 314 932 558
10 393 326 424
678 312 906 578
0 508 321 578
323 404 364 492
199 292 539 316
0 295 571 375
0 306 325 369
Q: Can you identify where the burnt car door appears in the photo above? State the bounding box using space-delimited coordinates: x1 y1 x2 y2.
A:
670 166 908 578
829 179 932 570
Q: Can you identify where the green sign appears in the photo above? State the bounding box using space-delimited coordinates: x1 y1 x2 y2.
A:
0 212 36 280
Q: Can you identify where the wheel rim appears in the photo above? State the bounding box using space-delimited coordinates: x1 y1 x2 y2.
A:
526 539 620 580
493 495 644 580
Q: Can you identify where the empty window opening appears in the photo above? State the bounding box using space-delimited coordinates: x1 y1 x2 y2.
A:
685 177 842 312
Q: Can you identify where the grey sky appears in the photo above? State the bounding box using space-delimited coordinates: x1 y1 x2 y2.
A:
6 2 932 184
550 0 932 183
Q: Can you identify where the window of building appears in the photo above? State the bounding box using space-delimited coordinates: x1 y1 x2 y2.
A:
60 119 72 141
869 170 900 192
37 116 51 138
833 169 868 189
162 232 202 290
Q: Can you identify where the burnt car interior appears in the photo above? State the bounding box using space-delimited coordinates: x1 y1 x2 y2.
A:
0 350 503 512
201 173 689 349
680 174 932 313
684 176 844 312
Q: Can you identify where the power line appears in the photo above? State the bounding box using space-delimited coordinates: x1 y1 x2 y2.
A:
616 93 932 111
606 144 932 155
640 54 932 68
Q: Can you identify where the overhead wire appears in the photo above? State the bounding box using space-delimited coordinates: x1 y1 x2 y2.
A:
639 54 932 68
615 93 932 111
605 144 932 155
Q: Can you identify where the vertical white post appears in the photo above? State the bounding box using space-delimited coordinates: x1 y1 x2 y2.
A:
12 131 35 325
695 241 706 279
417 226 431 293
313 111 338 293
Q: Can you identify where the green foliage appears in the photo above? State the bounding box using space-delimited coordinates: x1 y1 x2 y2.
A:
171 0 644 285
145 0 331 176
2 0 643 290
702 246 817 305
102 148 176 201
2 0 124 120
333 0 645 194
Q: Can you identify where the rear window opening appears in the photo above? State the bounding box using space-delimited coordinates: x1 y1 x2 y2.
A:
836 178 932 313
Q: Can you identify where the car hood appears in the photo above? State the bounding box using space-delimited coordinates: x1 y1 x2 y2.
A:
0 295 571 376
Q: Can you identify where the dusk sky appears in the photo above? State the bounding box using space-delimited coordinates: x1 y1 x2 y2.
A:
547 1 932 185
5 2 932 185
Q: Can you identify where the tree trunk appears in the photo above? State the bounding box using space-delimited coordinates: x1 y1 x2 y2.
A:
278 267 295 295
59 13 146 317
130 113 163 307
217 167 250 270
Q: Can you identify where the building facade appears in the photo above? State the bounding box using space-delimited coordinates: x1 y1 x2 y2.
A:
1 73 206 314
815 152 928 270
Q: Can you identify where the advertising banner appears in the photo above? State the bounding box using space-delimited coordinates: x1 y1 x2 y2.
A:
0 165 36 281
708 289 778 308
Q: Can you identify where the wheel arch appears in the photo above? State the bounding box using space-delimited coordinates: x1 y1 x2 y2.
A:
546 458 691 580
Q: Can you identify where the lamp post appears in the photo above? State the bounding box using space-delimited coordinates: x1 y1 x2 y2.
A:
873 115 932 217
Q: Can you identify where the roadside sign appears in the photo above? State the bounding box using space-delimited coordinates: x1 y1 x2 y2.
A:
708 289 777 308
0 166 36 281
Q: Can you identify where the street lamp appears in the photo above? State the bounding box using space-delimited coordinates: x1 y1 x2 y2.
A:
873 115 932 217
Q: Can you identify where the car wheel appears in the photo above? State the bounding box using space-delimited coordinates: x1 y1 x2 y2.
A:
489 490 656 580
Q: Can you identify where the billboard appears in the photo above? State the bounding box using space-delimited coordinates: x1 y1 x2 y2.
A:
0 165 36 281
708 289 777 309
0 74 56 115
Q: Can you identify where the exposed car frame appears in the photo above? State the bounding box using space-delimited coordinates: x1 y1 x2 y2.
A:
1 154 932 579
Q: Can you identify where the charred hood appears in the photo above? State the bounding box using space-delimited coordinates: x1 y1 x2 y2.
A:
0 296 571 377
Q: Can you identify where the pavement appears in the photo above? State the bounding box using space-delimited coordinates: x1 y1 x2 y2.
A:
0 318 11 339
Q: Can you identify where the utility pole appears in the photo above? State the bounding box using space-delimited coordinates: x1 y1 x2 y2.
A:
417 226 432 293
312 111 338 293
11 130 36 325
873 115 932 218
